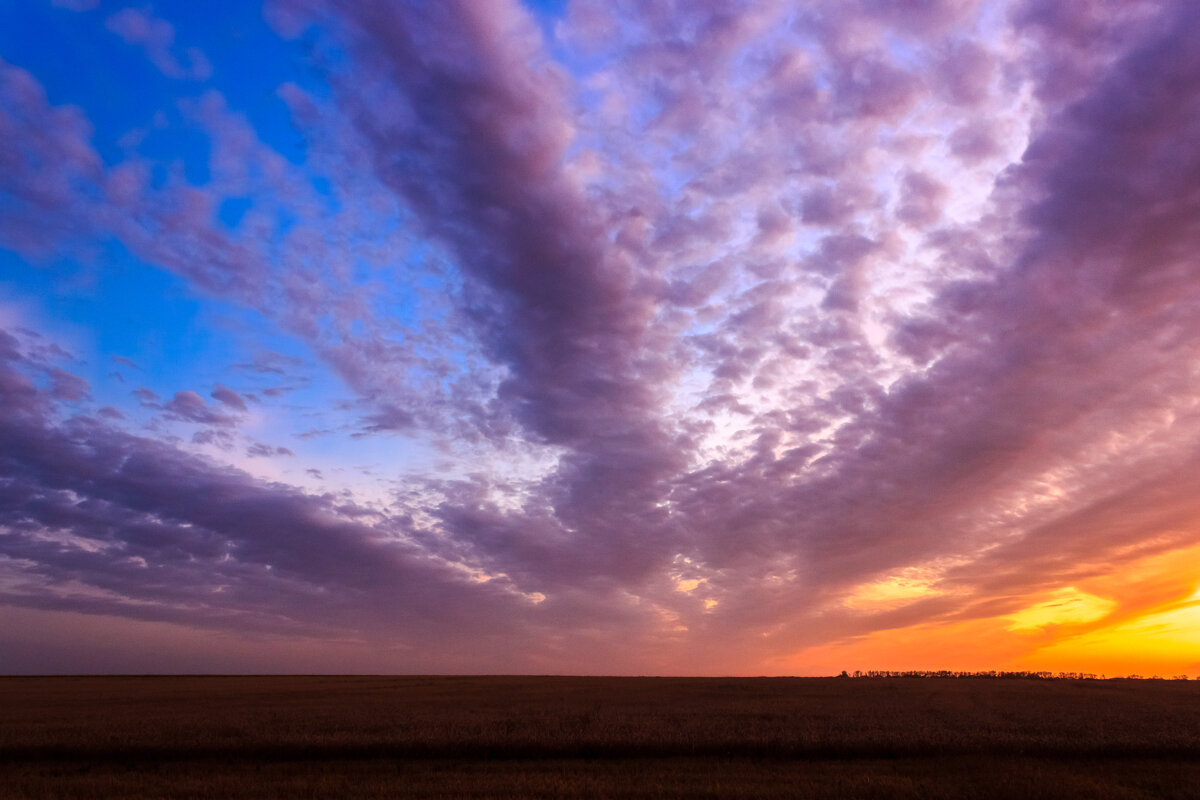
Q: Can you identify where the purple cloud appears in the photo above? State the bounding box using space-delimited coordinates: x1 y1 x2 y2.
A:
47 368 89 402
233 351 304 376
0 57 104 262
104 7 212 81
211 384 247 411
0 333 542 652
131 387 160 407
163 390 239 426
246 441 293 458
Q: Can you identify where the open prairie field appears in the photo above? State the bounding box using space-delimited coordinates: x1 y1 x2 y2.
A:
2 675 1198 798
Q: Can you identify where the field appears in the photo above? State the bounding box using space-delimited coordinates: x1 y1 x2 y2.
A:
2 675 1199 798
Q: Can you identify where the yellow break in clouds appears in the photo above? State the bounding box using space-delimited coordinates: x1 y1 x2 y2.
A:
843 567 946 611
1021 587 1200 676
1006 586 1116 630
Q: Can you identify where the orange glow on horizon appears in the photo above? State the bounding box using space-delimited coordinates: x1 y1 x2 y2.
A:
784 543 1200 678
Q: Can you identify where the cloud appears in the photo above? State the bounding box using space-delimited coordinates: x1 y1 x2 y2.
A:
246 441 293 458
0 331 538 649
211 384 247 411
163 390 239 426
131 387 159 407
47 368 89 402
0 57 104 262
896 171 949 228
104 8 212 81
232 351 304 377
240 0 1200 661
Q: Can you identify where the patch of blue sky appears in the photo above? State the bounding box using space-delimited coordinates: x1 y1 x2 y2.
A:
522 0 568 19
0 1 178 168
347 236 458 353
2 0 324 177
255 394 448 502
520 0 615 86
1 245 201 414
139 117 212 185
308 176 340 215
217 196 254 230
521 0 569 56
160 1 325 167
0 1 474 488
0 241 326 431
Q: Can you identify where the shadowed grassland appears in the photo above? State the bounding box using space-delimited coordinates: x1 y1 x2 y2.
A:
2 676 1198 798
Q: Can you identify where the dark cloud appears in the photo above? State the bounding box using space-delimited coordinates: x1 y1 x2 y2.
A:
896 170 948 228
47 368 89 402
211 383 247 411
232 350 305 377
933 38 995 107
0 57 104 262
360 405 415 434
246 442 293 458
948 121 1001 162
131 387 160 407
270 0 690 584
0 334 536 649
163 390 239 426
192 428 235 449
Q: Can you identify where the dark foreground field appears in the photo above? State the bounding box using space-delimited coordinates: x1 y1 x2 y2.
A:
2 676 1198 799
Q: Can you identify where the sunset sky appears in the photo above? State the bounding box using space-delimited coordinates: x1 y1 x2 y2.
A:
2 0 1199 676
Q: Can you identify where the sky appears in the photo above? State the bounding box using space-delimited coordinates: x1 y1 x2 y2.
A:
1 0 1199 677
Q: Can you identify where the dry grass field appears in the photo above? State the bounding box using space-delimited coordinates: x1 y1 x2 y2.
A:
2 675 1198 798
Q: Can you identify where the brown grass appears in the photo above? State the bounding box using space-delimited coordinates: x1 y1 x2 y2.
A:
2 676 1198 798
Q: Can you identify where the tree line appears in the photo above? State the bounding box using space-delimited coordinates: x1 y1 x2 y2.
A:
837 670 1190 680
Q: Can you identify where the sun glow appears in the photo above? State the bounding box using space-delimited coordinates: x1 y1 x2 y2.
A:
843 566 950 611
790 543 1200 677
1006 587 1116 631
1019 584 1200 676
